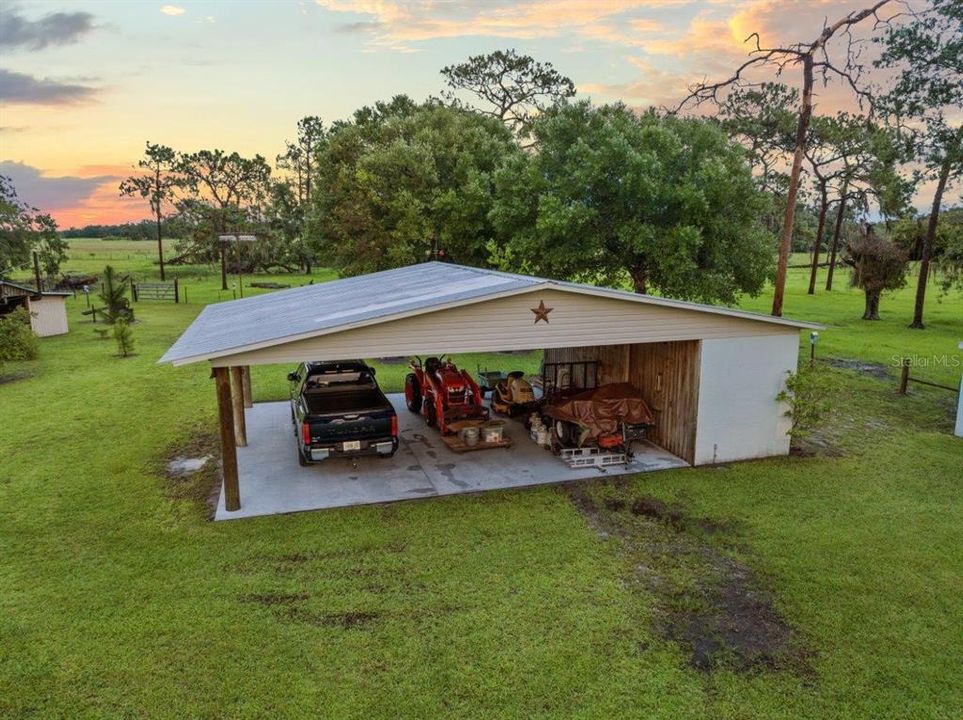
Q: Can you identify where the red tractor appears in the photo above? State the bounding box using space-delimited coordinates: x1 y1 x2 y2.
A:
405 356 489 434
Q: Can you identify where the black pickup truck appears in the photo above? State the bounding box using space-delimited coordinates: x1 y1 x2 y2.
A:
288 360 399 465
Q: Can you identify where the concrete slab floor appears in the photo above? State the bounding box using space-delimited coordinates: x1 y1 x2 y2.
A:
215 395 689 520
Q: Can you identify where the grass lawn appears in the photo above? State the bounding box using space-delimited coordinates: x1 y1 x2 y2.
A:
1 240 961 718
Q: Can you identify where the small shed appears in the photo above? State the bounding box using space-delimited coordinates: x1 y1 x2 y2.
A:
160 263 822 512
0 280 70 337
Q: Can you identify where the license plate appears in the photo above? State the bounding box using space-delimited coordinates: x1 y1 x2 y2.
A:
342 440 361 451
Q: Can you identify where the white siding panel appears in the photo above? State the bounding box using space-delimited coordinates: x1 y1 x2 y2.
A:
212 290 799 367
694 335 798 465
26 297 69 337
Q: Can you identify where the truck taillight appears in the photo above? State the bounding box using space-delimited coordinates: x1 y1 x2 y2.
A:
390 415 398 437
301 422 311 445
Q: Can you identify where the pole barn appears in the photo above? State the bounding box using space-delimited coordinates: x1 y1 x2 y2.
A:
160 263 822 514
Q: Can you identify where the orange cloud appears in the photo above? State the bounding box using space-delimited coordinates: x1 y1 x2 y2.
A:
52 184 144 228
318 0 691 48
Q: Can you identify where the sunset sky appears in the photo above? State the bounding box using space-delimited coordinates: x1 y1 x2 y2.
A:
0 0 931 228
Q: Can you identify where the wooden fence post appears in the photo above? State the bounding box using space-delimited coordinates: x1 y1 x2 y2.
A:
213 367 240 511
898 358 910 395
174 277 179 304
230 366 248 447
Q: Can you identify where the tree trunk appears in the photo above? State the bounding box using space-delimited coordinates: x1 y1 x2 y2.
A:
910 128 960 328
220 243 228 291
630 268 647 294
825 187 847 291
863 289 881 320
155 168 166 282
772 55 814 317
808 185 829 295
155 207 165 282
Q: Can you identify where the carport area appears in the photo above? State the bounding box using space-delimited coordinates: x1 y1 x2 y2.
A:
218 394 687 520
159 262 820 518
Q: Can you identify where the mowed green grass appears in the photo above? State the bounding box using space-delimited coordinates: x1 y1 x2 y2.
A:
0 239 961 719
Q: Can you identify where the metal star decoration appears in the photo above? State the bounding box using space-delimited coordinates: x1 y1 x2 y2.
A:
531 300 553 324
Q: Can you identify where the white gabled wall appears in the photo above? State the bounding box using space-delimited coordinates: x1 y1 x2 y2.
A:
213 289 801 367
26 296 69 337
694 334 798 465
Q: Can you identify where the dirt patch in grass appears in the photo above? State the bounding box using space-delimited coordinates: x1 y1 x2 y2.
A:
825 357 893 380
0 370 33 385
568 484 809 675
286 609 380 629
162 427 221 518
240 592 309 606
240 590 380 629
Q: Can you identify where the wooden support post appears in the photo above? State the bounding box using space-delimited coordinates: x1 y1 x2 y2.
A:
174 277 180 304
241 366 253 408
230 366 247 447
898 358 910 395
213 367 240 511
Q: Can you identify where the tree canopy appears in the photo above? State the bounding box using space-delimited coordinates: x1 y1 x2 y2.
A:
875 0 963 328
0 175 64 280
489 102 773 304
307 98 520 276
440 50 575 135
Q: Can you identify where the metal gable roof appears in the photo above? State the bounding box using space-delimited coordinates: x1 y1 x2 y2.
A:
159 262 821 366
0 279 72 298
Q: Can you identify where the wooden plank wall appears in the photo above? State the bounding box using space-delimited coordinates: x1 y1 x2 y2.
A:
544 342 700 464
627 341 700 464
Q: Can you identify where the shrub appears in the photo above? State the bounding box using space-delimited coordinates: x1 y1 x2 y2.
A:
0 306 39 372
777 364 834 442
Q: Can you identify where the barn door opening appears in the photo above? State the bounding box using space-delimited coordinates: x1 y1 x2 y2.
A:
627 341 700 465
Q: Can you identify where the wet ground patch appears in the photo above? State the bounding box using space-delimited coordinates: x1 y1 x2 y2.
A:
0 370 33 386
162 427 221 517
568 484 809 675
240 590 380 628
825 357 893 380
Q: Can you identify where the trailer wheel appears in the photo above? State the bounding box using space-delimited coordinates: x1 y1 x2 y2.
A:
404 373 422 413
555 420 578 448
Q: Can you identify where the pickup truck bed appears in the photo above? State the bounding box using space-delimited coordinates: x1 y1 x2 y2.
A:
303 390 389 415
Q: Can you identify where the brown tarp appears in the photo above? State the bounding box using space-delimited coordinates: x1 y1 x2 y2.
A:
542 383 655 441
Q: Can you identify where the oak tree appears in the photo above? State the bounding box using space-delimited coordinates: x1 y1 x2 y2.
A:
490 102 773 304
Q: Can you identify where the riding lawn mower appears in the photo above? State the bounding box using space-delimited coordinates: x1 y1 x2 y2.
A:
490 371 538 417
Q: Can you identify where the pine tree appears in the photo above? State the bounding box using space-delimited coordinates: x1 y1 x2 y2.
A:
98 265 129 324
113 318 134 358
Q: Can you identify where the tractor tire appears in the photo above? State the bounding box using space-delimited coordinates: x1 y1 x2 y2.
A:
404 373 422 413
426 400 437 428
